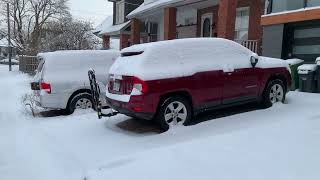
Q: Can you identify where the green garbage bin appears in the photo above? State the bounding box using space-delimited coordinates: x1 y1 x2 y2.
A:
286 59 304 91
298 64 317 93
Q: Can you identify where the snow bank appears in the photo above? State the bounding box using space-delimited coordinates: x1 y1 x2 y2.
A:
298 64 318 74
0 58 19 64
110 38 289 81
2 64 320 180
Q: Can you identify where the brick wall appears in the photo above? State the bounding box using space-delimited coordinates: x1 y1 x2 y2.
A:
120 34 131 49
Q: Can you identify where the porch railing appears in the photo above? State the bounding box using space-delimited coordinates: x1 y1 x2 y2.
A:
235 40 259 54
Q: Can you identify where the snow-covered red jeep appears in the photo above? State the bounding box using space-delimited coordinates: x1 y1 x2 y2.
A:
106 38 291 130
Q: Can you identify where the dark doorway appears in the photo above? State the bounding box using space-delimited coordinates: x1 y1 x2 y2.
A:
202 18 211 37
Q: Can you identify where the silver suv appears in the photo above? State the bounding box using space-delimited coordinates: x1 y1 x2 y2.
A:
31 50 119 114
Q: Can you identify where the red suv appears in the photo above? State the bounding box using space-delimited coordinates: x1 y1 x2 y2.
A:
106 38 291 130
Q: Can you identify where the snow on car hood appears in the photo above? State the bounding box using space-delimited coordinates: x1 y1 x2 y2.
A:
258 56 291 73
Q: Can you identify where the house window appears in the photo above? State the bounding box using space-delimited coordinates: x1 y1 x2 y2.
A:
307 0 320 7
235 7 249 40
115 1 125 24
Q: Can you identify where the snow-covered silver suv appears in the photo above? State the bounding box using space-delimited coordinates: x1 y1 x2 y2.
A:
31 50 119 114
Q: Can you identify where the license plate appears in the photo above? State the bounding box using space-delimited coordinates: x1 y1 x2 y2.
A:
31 82 40 90
113 80 120 91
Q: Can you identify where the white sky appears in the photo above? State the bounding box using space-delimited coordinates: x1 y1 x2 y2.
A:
68 0 113 27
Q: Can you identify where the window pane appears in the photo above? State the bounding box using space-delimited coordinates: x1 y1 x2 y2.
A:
235 8 249 31
272 0 304 13
295 28 320 38
293 45 320 54
307 0 320 7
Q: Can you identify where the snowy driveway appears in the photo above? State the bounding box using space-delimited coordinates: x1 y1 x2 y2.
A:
0 65 320 180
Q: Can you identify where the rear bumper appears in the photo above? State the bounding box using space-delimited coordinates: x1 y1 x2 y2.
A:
33 91 68 109
106 97 154 120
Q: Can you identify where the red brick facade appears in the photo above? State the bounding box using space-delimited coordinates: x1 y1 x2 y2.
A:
217 0 237 40
129 0 264 53
131 18 141 45
120 34 130 49
102 35 110 49
164 7 177 40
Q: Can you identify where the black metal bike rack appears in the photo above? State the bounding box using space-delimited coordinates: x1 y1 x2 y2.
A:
88 69 119 119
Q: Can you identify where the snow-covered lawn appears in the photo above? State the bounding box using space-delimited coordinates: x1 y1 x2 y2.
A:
0 64 320 180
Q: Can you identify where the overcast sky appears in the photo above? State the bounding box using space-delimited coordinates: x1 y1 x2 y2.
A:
68 0 113 27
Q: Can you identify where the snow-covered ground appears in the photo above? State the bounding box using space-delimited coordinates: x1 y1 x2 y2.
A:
0 64 320 180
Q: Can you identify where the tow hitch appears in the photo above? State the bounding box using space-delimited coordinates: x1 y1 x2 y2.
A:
88 69 119 119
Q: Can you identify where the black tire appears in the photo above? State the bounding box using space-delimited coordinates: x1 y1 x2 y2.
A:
68 93 93 114
261 79 286 108
155 96 192 131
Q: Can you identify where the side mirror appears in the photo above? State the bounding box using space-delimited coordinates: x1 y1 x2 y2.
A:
250 56 259 68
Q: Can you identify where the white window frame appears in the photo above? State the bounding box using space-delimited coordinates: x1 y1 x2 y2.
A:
115 1 125 25
235 7 250 41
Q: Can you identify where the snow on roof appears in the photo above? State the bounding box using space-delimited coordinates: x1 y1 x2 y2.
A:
262 6 320 18
99 21 130 36
0 37 20 48
127 0 184 18
94 16 113 34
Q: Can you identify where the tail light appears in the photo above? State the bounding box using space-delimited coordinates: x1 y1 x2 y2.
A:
40 82 51 94
132 77 148 94
108 75 148 95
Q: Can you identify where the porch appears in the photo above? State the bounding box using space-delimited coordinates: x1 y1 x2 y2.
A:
126 0 264 54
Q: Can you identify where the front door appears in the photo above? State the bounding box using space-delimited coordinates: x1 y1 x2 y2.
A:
201 13 213 37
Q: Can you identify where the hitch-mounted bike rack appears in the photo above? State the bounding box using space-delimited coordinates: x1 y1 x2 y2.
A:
88 69 119 119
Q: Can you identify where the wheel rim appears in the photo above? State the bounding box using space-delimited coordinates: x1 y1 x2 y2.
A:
269 84 284 104
75 98 92 109
164 101 187 126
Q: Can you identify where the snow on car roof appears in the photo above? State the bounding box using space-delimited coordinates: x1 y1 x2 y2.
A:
111 38 290 81
111 38 289 81
38 50 119 63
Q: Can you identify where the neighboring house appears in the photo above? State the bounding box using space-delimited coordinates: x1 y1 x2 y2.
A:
95 0 144 49
262 0 320 63
125 0 265 54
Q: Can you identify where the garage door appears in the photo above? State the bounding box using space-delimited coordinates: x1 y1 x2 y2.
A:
292 26 320 63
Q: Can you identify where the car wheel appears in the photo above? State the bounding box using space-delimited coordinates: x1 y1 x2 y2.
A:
156 96 192 131
261 79 286 108
68 93 93 114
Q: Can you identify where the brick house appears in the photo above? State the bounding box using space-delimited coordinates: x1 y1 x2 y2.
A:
124 0 265 54
96 0 144 49
262 0 320 63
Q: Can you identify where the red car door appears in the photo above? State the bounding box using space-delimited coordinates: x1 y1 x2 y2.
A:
222 67 260 104
193 70 224 109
